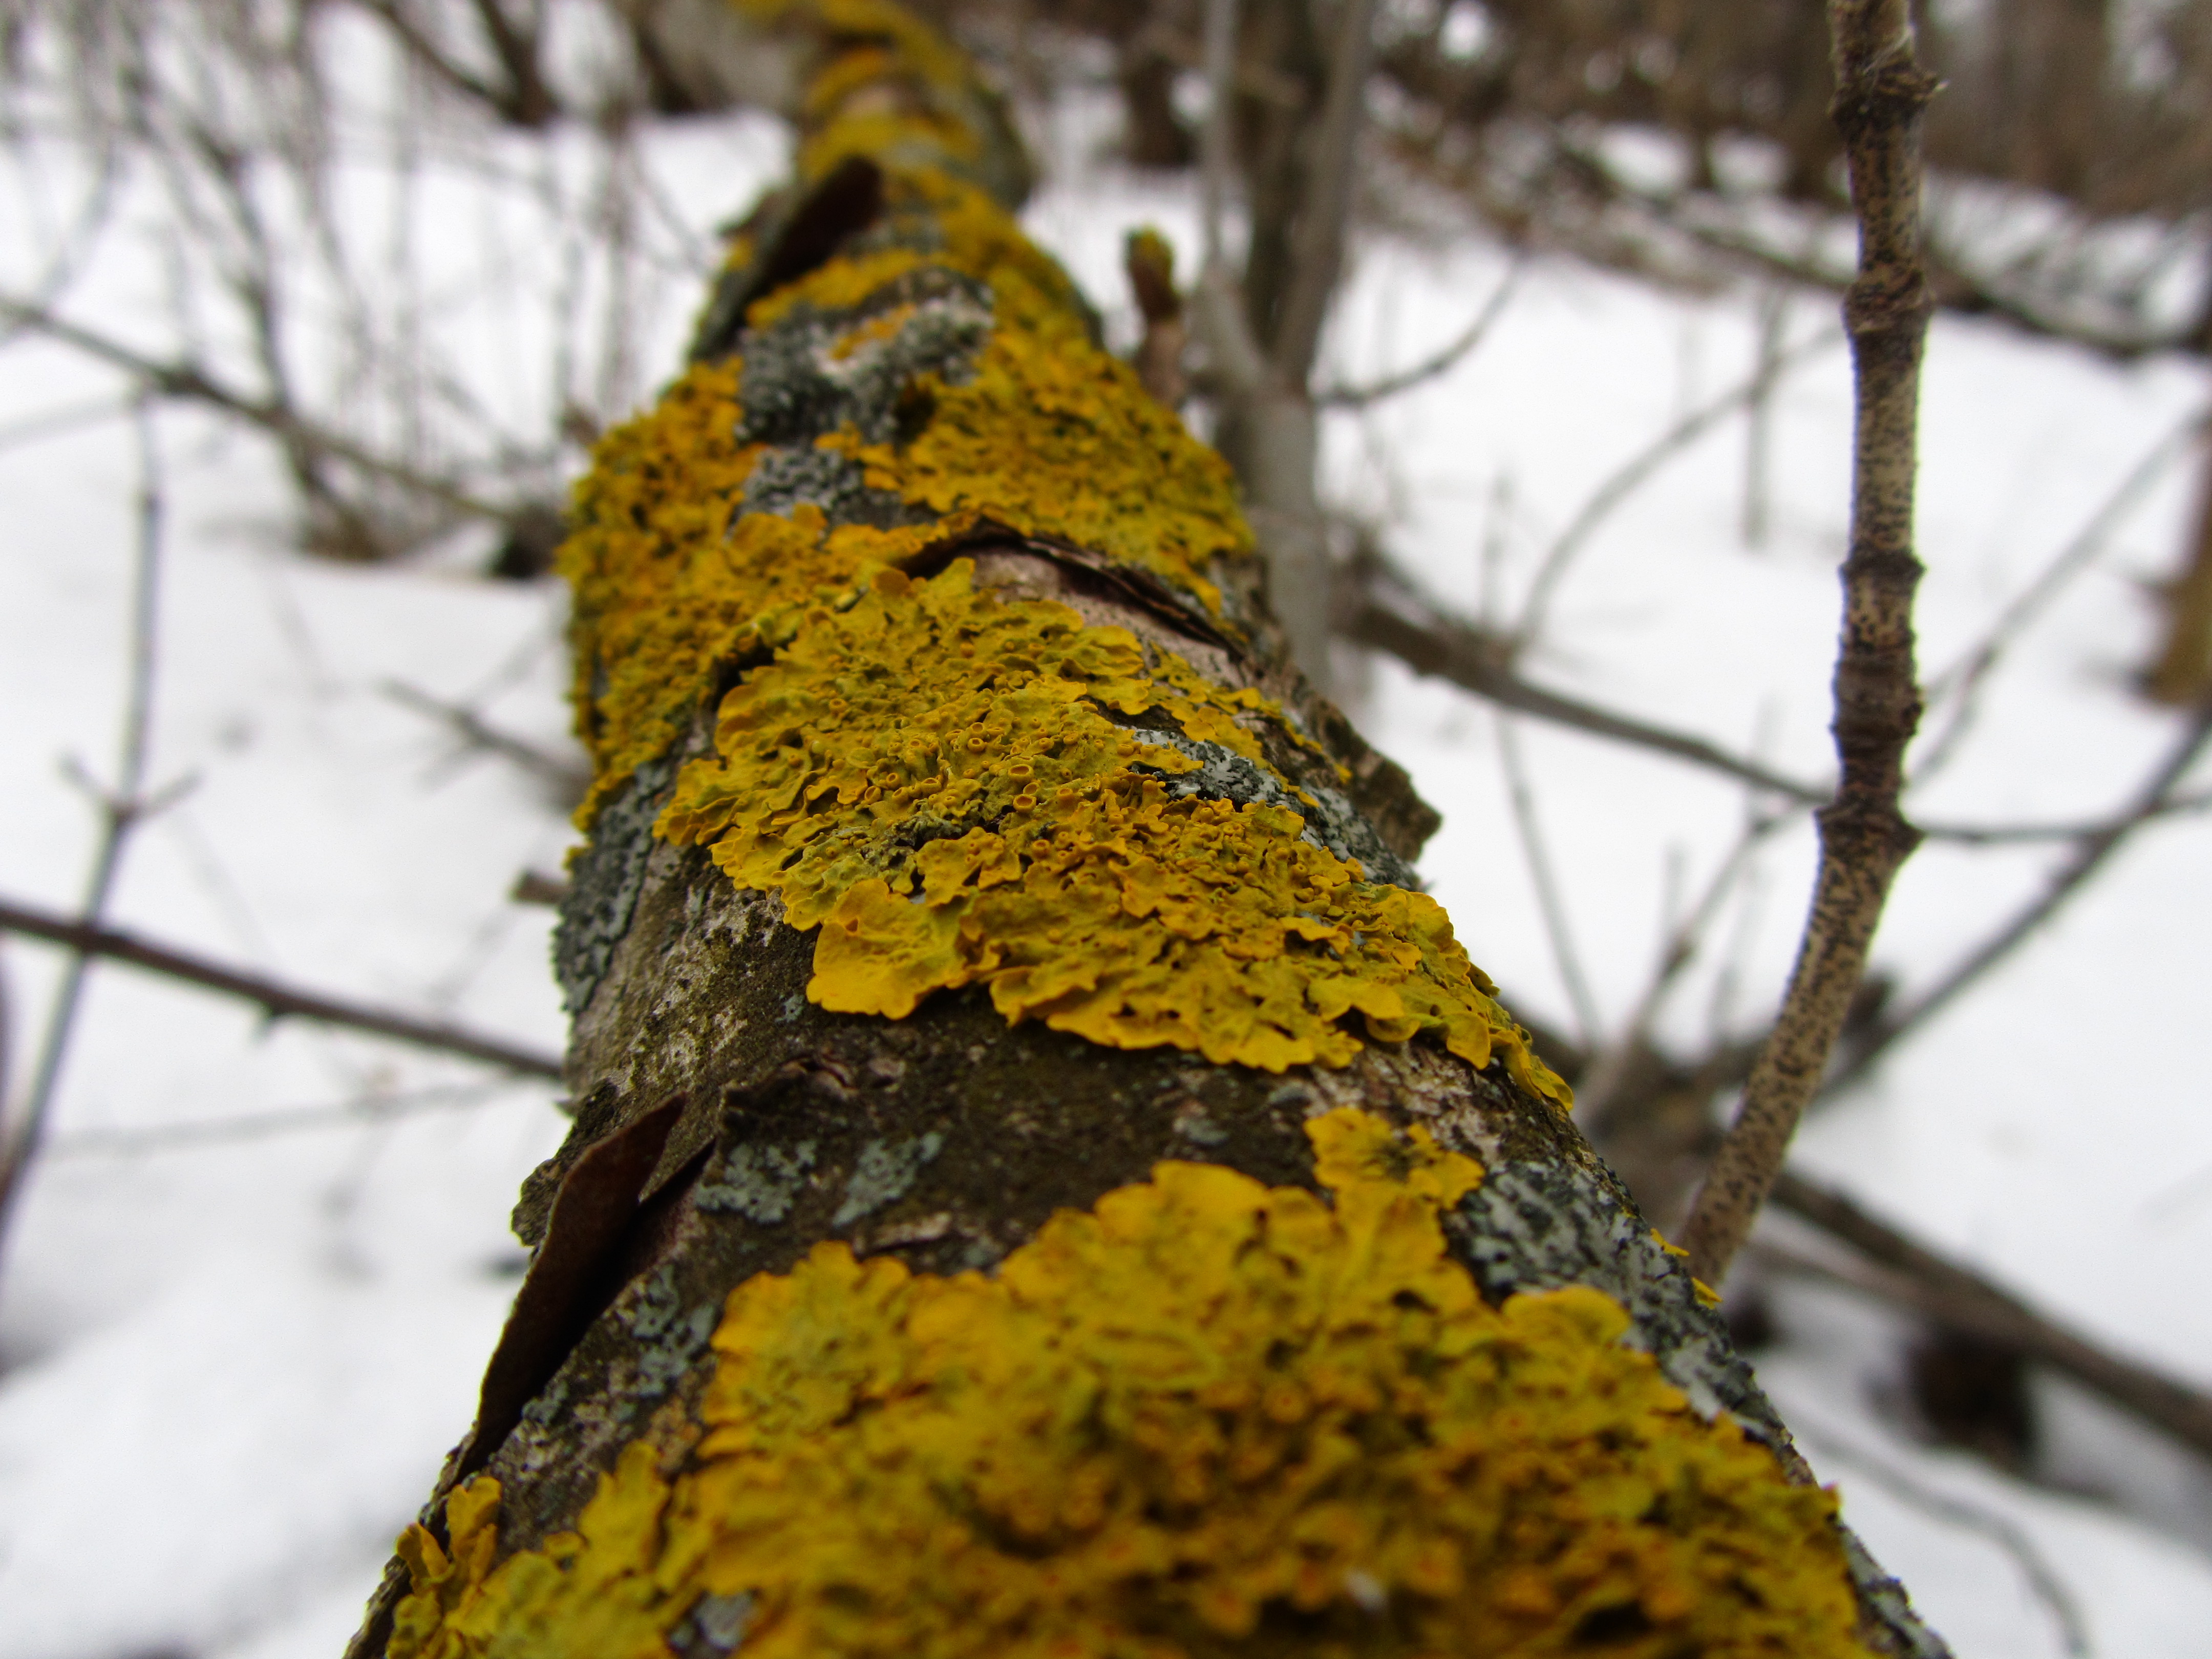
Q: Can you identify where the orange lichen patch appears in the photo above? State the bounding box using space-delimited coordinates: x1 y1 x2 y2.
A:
657 561 1559 1084
385 1110 1870 1659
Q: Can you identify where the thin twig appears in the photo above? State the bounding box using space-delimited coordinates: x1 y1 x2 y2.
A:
1313 258 1520 409
1495 712 1602 1050
1344 556 1825 798
0 401 170 1273
381 679 590 801
1787 1416 2092 1658
1837 697 2212 1089
1347 557 2212 845
0 293 509 523
1742 282 1791 548
1515 325 1842 647
1577 810 1787 1124
1187 0 1337 696
1766 1172 2212 1464
1916 407 2207 784
44 1082 515 1158
1903 790 2212 846
1683 3 1938 1286
0 896 564 1080
1543 124 2184 364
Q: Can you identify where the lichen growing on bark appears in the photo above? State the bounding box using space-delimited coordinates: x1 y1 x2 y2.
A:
385 1110 1869 1659
551 14 1567 1094
653 559 1560 1084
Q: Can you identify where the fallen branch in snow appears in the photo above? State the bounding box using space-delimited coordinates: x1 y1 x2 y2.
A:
1543 123 2197 365
1504 993 2212 1465
0 896 564 1080
1340 554 1824 800
1682 1 1937 1286
1762 1175 2212 1466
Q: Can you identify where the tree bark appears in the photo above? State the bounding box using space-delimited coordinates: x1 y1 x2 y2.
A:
346 6 1948 1656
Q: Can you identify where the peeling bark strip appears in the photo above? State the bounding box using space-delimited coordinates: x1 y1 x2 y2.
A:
1682 0 1934 1288
350 4 1946 1656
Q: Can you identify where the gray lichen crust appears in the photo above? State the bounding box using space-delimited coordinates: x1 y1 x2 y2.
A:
729 267 992 453
1123 726 1422 890
1448 1151 1951 1659
694 1141 818 1224
554 753 676 1015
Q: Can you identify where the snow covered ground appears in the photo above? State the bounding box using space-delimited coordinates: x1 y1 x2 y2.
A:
3 62 2210 1659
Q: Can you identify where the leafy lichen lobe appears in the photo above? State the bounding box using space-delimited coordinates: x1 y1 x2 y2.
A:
388 1110 1870 1659
555 0 1564 1095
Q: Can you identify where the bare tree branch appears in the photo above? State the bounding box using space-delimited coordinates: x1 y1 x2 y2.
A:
1917 407 2206 783
1837 696 2212 1088
1344 553 1828 797
348 0 560 127
0 400 169 1273
1785 1415 2092 1658
1577 809 1787 1124
1313 258 1519 409
1268 0 1377 389
44 1082 514 1158
1197 0 1238 276
0 895 564 1080
1346 554 2212 846
1741 282 1792 549
1542 125 2193 363
1683 2 1938 1286
1768 1169 2212 1465
0 292 512 523
380 679 590 803
1516 324 1843 647
1495 711 1602 1048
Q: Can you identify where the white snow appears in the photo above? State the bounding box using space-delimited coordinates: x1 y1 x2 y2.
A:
3 54 2209 1659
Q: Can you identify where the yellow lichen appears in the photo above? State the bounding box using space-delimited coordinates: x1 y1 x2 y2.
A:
561 164 1245 823
387 1110 1870 1659
555 1 1569 1101
658 560 1556 1083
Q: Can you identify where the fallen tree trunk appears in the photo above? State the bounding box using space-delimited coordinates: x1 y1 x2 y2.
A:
347 4 1947 1655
